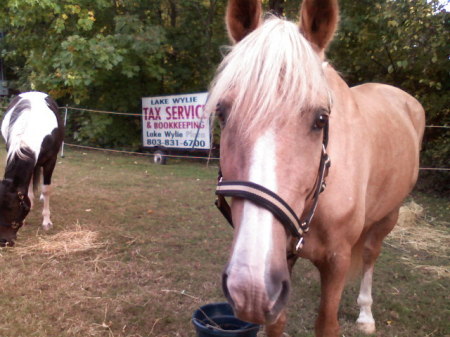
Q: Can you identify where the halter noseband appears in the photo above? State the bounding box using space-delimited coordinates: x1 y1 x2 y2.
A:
215 108 331 256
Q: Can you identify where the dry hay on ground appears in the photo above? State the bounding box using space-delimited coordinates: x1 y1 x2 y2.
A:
15 225 105 257
387 201 450 278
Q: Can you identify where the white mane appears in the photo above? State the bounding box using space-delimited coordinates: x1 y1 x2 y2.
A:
206 17 328 137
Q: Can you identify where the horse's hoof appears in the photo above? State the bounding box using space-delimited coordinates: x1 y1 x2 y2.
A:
42 222 53 231
357 322 376 334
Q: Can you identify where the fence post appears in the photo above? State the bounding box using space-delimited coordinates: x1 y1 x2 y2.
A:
60 105 68 158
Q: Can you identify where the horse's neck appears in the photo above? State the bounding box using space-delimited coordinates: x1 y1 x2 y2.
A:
324 66 359 119
4 155 35 193
324 65 351 97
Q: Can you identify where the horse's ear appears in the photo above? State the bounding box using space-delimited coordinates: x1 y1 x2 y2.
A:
299 0 339 58
226 0 262 43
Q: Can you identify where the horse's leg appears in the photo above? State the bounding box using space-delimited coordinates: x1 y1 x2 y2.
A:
41 158 57 230
265 310 287 337
27 176 34 210
41 184 52 230
356 209 399 334
356 264 375 334
315 246 351 337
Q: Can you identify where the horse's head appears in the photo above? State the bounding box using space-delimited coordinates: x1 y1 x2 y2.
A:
0 179 31 246
207 0 338 325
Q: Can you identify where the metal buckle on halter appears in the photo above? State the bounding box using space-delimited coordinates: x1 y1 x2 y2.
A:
295 237 304 251
300 221 309 232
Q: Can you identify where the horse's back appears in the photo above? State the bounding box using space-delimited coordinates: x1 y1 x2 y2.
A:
2 92 60 136
350 83 425 222
1 92 63 162
351 83 425 142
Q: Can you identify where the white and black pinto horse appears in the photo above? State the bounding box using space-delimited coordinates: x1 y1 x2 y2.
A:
0 92 64 246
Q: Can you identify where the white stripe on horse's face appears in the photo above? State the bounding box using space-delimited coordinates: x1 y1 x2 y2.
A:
228 129 277 283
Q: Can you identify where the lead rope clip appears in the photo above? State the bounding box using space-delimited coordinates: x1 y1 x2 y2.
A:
295 237 304 251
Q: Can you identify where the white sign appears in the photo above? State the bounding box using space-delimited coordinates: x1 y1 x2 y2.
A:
142 92 210 150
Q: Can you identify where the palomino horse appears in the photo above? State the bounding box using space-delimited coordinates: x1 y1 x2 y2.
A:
208 1 425 336
0 92 64 245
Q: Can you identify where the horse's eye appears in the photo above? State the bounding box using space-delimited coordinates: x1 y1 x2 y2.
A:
217 111 224 123
216 102 228 127
314 113 329 130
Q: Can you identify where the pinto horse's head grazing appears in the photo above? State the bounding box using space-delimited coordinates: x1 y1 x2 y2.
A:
0 92 64 246
0 179 31 245
208 1 425 336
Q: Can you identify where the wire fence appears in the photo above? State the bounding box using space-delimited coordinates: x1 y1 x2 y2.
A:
62 106 141 117
63 143 220 161
60 105 450 172
60 105 220 161
0 103 448 170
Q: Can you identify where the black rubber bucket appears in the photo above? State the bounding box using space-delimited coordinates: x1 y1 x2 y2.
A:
192 303 260 337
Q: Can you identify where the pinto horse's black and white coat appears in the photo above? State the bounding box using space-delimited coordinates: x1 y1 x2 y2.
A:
0 92 64 245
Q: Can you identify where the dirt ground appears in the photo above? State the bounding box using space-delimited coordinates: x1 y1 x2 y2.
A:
0 148 448 337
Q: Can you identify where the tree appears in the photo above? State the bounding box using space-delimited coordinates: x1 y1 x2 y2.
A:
0 0 166 109
327 0 449 192
0 0 228 149
0 0 447 190
157 0 227 94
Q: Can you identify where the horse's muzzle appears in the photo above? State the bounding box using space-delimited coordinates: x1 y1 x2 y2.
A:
222 267 290 324
0 238 15 247
0 226 18 247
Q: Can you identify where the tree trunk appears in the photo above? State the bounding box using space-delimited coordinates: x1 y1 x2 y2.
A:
269 0 284 16
168 0 177 27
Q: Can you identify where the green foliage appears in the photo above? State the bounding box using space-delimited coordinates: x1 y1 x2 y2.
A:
0 0 166 108
0 0 448 191
159 1 227 94
327 0 450 193
65 110 142 150
0 0 228 150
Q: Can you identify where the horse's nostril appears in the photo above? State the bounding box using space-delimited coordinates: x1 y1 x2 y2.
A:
222 272 235 308
0 239 10 247
266 280 290 321
268 280 290 319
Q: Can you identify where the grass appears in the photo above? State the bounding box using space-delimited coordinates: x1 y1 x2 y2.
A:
0 147 448 337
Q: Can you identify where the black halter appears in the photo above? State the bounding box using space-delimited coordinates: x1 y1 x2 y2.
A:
215 116 331 255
